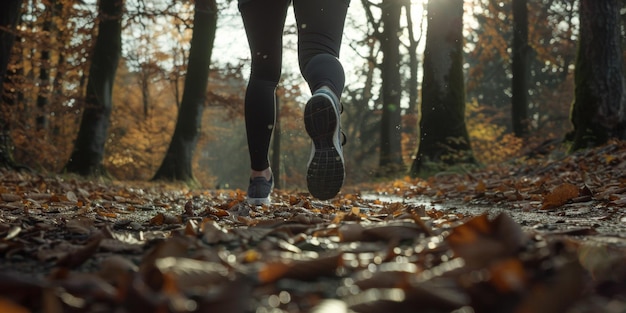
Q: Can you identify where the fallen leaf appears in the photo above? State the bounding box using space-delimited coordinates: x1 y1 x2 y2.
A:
513 258 584 313
0 297 30 313
577 242 626 281
66 191 78 202
154 257 231 289
447 213 526 268
56 233 103 268
65 217 95 235
541 183 579 210
258 251 343 284
4 226 21 240
1 194 21 202
488 258 528 292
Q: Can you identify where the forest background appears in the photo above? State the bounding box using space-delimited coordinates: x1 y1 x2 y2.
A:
2 0 625 191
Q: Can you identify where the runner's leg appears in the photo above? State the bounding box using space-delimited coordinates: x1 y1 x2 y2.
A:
239 0 290 172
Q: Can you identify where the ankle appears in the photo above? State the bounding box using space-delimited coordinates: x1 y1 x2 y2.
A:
315 86 341 111
251 168 272 181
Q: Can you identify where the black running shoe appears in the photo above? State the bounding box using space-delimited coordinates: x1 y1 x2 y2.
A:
246 175 273 205
304 87 345 200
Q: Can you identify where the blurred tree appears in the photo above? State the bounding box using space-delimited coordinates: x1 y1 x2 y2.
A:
152 0 217 183
35 0 62 131
378 0 404 173
13 0 91 172
0 0 24 168
65 0 124 176
403 0 421 114
50 0 71 113
410 0 474 176
361 0 419 175
512 0 529 137
401 0 423 166
104 60 177 181
465 0 512 110
570 0 626 149
466 0 578 140
344 3 382 182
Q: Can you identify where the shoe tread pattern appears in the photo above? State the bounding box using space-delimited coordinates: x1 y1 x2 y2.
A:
304 95 344 200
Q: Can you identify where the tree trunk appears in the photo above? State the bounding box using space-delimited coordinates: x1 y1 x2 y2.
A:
570 0 626 150
403 0 421 174
141 64 150 117
0 0 22 88
152 0 217 183
0 0 24 168
51 0 66 96
404 0 421 113
65 0 124 176
410 0 474 177
36 0 60 131
512 0 529 137
378 0 404 173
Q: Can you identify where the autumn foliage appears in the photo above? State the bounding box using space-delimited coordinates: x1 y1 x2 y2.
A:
1 0 599 188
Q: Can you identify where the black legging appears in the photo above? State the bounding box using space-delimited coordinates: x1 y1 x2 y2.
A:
239 0 350 171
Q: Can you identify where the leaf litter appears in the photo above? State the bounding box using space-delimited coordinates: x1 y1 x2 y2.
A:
0 141 625 312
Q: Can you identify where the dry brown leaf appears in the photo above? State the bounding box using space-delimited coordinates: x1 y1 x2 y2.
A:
97 209 118 218
231 227 273 241
51 271 118 303
1 193 21 202
98 255 138 284
446 214 526 268
351 262 418 290
154 257 231 289
380 202 404 215
338 223 366 242
149 213 165 226
26 193 51 201
205 207 230 217
362 221 426 241
56 233 103 268
184 219 199 236
4 226 21 240
513 259 584 313
492 213 527 254
289 213 326 225
258 252 343 284
202 221 237 244
0 297 30 313
475 180 486 193
65 217 95 235
183 200 194 216
446 214 491 246
577 242 626 281
541 183 579 210
258 260 292 284
488 258 528 292
149 212 180 226
66 191 78 203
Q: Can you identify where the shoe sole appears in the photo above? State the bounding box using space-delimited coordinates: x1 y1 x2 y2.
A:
304 93 345 200
246 197 270 206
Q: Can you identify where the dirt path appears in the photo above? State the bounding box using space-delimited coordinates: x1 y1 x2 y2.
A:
1 141 626 312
